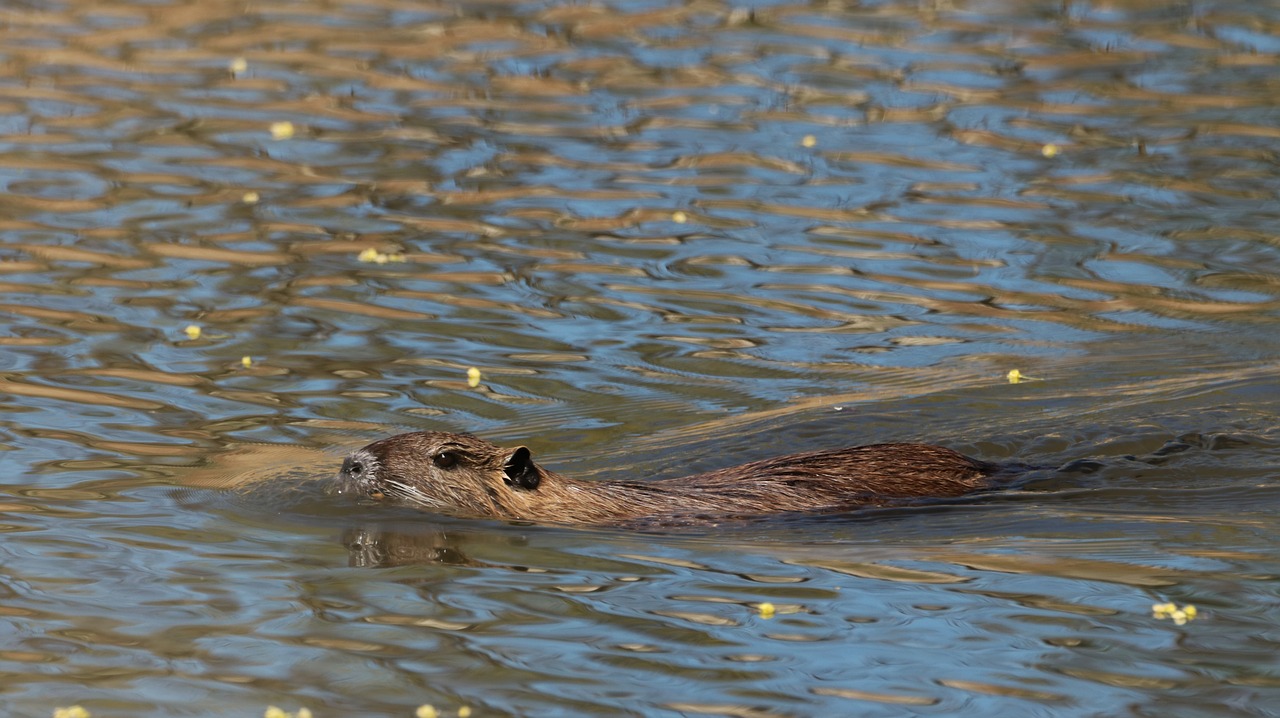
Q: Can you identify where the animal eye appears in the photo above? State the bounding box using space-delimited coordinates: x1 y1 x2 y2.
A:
433 451 458 469
349 461 364 477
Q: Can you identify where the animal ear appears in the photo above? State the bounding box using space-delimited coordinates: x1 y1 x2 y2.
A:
503 446 540 490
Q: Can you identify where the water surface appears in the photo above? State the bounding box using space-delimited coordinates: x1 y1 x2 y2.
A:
2 0 1279 716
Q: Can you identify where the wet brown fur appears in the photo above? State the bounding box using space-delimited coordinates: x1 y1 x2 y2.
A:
338 431 1003 526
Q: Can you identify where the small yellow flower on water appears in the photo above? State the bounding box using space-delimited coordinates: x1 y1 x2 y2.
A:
415 706 439 718
1152 602 1197 625
757 602 776 619
801 134 817 148
356 247 406 263
1041 143 1060 158
229 57 248 75
184 324 202 340
672 210 688 224
241 356 253 368
1007 369 1042 383
262 708 310 718
467 367 482 388
53 707 91 718
242 191 260 204
270 121 295 140
458 708 472 718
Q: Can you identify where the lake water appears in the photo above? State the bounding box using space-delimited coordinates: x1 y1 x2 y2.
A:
2 0 1279 716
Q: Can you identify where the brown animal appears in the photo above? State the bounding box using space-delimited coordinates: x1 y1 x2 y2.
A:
336 431 1006 526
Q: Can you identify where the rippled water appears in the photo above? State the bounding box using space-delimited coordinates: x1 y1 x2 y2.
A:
2 0 1280 715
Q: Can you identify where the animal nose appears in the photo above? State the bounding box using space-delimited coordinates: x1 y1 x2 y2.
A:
338 454 385 500
337 455 365 495
341 456 364 479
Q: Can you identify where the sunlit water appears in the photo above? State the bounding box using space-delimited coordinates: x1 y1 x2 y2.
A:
2 0 1279 716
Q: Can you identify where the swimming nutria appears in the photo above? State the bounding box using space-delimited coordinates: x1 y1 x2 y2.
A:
336 431 1007 525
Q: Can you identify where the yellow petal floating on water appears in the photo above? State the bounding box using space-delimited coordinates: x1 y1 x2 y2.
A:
357 247 406 263
261 708 310 718
801 134 817 148
672 210 688 224
1152 602 1198 625
241 356 253 368
229 57 248 75
53 708 91 718
458 708 472 718
270 121 295 140
1041 143 1060 158
467 367 482 388
415 707 438 718
242 191 260 204
1007 369 1042 383
184 324 202 340
757 602 776 619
